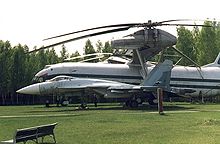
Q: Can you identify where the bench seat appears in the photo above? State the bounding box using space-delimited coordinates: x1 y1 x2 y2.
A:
1 123 57 144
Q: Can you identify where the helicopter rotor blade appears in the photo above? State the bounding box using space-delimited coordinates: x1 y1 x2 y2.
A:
29 26 130 53
43 19 213 41
43 23 139 41
43 19 200 41
159 19 193 23
150 19 193 27
162 23 212 27
29 19 215 53
159 19 217 25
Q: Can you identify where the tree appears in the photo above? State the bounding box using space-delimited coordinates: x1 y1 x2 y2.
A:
36 49 47 70
60 44 69 62
47 48 59 64
70 51 81 62
0 40 11 105
84 39 96 54
176 26 196 66
196 21 218 65
84 39 97 62
96 40 103 53
9 44 27 104
102 41 113 53
25 52 38 84
215 22 220 53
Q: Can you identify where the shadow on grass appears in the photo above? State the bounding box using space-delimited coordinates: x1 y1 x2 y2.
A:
25 103 196 114
85 104 196 112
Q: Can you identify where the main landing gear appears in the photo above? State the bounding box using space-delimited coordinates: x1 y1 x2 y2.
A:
56 96 69 107
125 100 138 108
125 93 158 108
125 97 143 108
147 93 158 105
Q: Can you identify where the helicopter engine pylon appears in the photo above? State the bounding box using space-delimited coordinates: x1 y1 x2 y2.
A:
111 28 176 52
111 28 177 79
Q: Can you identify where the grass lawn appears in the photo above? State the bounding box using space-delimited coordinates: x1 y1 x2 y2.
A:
0 102 220 144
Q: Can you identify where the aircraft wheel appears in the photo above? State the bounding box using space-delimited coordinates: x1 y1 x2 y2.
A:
148 98 158 105
147 93 158 105
61 100 69 106
80 103 88 109
136 97 143 104
130 100 138 108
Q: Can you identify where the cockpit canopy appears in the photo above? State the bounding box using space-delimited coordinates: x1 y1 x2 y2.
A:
48 75 75 82
44 65 52 69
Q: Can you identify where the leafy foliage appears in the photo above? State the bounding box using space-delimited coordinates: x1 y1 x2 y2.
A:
84 39 95 55
176 27 196 66
0 39 113 105
196 21 219 65
70 51 81 62
103 41 113 53
60 44 69 62
167 20 220 66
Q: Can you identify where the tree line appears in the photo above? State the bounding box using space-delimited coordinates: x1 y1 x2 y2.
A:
1 20 220 105
0 40 112 105
166 21 220 66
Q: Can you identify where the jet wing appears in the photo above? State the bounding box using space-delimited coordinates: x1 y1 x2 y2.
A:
57 83 110 92
139 86 162 91
107 85 160 93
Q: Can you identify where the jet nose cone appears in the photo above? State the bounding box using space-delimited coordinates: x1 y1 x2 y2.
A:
16 83 40 95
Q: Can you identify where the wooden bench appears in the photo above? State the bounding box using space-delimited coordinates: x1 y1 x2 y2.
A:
36 123 57 143
1 123 57 144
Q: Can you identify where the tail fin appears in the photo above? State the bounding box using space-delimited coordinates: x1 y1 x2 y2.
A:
203 52 220 67
143 60 173 90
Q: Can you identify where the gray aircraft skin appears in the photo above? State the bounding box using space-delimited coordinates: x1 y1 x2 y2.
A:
17 60 173 103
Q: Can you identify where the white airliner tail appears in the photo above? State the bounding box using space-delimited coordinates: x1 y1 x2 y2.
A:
203 52 220 67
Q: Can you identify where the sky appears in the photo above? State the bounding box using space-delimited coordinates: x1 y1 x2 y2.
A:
0 0 219 55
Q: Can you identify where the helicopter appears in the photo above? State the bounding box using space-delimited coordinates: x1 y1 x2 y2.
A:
28 19 219 105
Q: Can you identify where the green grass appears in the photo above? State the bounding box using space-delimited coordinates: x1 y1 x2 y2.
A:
0 103 220 144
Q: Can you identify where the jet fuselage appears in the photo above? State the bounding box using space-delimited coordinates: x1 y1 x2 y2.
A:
34 62 220 97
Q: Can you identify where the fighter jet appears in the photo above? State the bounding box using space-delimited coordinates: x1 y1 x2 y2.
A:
17 60 173 107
